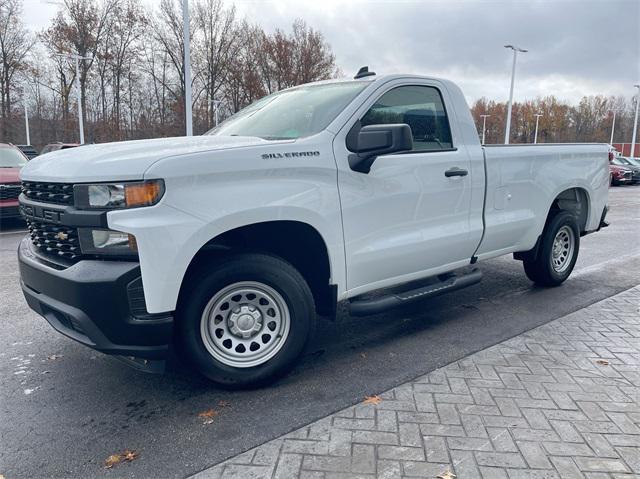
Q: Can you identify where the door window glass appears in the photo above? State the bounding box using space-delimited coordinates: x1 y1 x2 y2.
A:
361 85 453 151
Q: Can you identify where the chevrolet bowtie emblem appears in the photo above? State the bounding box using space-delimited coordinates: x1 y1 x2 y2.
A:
54 231 69 241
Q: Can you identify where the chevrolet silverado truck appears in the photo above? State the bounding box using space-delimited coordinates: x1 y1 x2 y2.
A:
18 70 610 387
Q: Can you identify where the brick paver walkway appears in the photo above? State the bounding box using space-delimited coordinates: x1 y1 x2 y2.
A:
193 286 640 479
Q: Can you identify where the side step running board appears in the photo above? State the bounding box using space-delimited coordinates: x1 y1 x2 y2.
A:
349 268 482 317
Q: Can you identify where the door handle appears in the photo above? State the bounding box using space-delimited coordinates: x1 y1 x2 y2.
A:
445 167 468 177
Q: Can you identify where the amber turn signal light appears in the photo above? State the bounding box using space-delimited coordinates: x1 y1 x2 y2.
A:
125 180 164 208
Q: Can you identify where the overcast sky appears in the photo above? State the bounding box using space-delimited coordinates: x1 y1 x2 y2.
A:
23 0 640 104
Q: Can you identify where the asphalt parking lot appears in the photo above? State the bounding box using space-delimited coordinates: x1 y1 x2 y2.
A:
1 186 639 479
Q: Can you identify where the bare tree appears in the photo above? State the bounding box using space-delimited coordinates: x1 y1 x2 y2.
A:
150 0 198 132
40 0 117 141
0 0 34 139
194 0 238 128
104 0 146 138
290 19 336 84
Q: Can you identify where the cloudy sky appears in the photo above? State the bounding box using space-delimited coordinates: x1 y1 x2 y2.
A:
23 0 640 104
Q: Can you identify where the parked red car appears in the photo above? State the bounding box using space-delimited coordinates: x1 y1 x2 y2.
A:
609 162 633 186
0 144 27 220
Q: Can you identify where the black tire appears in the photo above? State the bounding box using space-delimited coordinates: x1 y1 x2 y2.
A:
176 253 315 388
523 211 580 287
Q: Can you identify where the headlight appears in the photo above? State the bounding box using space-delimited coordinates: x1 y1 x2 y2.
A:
78 228 138 257
75 180 164 209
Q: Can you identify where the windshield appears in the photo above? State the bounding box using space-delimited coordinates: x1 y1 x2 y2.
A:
0 147 27 168
208 81 369 140
613 157 631 166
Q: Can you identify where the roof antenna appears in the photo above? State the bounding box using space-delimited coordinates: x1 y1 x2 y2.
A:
354 66 376 79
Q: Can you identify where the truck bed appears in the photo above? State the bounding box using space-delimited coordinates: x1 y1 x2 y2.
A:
475 143 610 259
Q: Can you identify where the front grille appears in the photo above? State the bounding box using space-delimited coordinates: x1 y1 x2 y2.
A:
26 218 82 261
21 181 74 205
0 184 21 200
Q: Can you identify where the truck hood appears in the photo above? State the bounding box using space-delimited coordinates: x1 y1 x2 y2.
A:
20 135 274 183
0 167 21 183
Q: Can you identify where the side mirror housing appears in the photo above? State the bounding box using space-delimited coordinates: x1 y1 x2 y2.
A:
346 123 413 173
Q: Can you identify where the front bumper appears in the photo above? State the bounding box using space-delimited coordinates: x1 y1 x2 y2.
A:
0 202 21 218
613 177 631 184
18 237 173 363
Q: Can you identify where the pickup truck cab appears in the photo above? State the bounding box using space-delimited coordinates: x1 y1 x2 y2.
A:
18 71 610 387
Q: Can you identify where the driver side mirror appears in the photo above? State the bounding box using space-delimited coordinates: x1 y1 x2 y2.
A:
346 123 413 173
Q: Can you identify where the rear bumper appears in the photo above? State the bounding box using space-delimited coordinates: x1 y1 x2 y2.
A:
18 237 173 361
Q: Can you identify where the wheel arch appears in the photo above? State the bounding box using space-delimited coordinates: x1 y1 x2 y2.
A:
178 219 338 318
547 186 590 234
514 186 590 262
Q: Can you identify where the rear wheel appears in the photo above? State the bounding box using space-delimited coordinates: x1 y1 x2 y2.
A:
523 211 580 287
177 253 315 388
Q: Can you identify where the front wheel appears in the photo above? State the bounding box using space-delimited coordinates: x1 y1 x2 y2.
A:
523 211 580 287
176 253 316 388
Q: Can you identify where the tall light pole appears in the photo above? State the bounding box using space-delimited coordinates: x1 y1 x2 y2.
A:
183 0 193 136
504 45 527 144
22 85 30 145
209 99 222 127
609 110 619 145
480 114 490 144
55 53 91 144
631 84 640 158
533 113 543 144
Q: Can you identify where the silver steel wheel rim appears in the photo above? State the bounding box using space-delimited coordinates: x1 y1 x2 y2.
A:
551 226 575 273
200 281 290 368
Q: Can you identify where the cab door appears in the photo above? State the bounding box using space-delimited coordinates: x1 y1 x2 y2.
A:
334 81 479 294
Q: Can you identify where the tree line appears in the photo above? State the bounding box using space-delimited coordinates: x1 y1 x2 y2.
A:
0 0 637 149
1 0 338 147
471 95 637 145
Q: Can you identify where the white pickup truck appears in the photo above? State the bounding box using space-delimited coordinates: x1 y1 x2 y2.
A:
19 69 609 387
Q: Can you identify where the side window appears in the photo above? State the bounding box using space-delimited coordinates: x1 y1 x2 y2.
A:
361 85 453 151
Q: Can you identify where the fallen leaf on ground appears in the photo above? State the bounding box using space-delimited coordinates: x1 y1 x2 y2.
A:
360 353 367 359
198 409 218 418
104 450 139 468
363 395 382 405
123 450 139 461
218 400 230 408
437 470 456 479
198 408 219 424
46 354 63 361
595 359 610 366
105 454 121 468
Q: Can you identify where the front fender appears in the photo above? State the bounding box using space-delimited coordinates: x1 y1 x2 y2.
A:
109 204 345 314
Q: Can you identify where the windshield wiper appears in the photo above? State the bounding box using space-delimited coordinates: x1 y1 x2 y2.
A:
260 136 295 141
